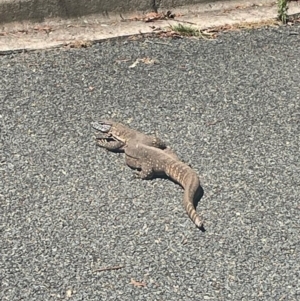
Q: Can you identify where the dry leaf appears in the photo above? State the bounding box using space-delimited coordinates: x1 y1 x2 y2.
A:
126 11 175 23
129 57 157 68
130 278 147 287
115 58 131 63
33 26 52 33
141 57 157 65
67 40 92 48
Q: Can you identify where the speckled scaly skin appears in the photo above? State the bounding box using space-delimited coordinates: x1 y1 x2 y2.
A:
125 143 203 228
92 120 203 228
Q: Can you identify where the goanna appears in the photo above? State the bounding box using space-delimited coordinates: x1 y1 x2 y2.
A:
92 120 203 229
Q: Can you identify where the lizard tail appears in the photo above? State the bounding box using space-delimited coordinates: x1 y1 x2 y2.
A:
183 176 203 229
165 160 203 228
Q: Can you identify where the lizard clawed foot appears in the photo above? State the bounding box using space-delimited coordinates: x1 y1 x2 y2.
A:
131 169 153 180
130 170 142 180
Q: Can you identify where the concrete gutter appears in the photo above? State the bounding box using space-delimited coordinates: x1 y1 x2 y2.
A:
0 0 299 53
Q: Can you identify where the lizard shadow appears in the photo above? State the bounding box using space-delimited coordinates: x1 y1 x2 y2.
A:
133 172 206 232
99 146 206 232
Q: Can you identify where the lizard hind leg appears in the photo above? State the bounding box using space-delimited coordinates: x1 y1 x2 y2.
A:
125 155 153 179
164 147 193 168
163 147 180 160
138 163 154 179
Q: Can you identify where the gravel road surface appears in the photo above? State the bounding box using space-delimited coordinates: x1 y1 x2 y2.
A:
1 25 300 300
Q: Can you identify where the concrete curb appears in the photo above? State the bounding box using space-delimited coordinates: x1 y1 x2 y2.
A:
0 0 299 53
0 0 221 24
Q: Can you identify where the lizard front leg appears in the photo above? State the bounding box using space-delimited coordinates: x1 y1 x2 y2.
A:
150 136 167 149
96 138 125 151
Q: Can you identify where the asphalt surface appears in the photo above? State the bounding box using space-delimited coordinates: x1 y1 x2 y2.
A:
1 25 300 300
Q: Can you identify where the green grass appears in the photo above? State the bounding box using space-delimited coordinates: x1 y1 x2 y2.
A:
169 23 213 39
170 23 199 36
278 0 289 24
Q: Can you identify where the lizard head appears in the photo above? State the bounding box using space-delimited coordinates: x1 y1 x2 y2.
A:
91 120 131 144
92 120 113 134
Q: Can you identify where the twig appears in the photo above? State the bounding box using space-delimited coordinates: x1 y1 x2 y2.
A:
206 119 223 126
93 265 124 272
174 19 197 25
144 39 171 46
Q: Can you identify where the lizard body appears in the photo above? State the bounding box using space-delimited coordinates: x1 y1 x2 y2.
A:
92 120 203 229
